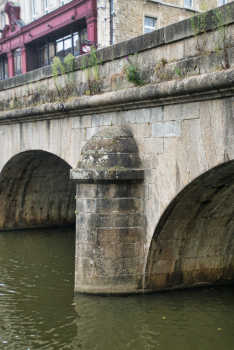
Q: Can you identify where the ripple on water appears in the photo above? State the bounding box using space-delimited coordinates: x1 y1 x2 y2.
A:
0 227 234 350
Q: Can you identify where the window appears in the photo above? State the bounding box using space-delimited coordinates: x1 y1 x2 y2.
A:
45 0 49 14
64 35 72 56
219 0 225 5
0 59 4 80
184 0 192 7
0 56 8 80
4 57 8 79
80 29 87 43
61 0 65 5
56 34 73 58
36 45 47 68
14 49 22 76
56 38 64 59
34 42 55 69
1 11 5 29
144 17 156 34
73 33 80 56
34 29 84 69
32 0 36 21
48 42 55 64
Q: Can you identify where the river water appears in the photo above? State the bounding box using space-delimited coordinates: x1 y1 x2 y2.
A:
0 227 234 350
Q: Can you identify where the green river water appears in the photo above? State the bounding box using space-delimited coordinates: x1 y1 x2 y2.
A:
0 227 234 350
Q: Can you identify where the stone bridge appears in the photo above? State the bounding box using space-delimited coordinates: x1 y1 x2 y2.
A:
1 4 234 294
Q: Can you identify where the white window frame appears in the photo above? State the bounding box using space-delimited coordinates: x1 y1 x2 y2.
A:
184 0 193 8
1 11 5 28
218 0 226 6
61 0 65 6
32 0 36 21
45 0 49 14
144 16 156 34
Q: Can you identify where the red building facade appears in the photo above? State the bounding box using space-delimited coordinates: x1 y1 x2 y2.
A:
0 0 97 79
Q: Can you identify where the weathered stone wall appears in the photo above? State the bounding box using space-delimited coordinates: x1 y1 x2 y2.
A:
197 0 218 11
114 0 193 44
114 0 144 43
75 182 145 293
113 0 221 45
97 0 112 48
147 4 192 30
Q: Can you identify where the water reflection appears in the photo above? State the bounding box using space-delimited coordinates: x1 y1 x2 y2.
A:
0 228 234 350
0 228 77 349
73 287 234 350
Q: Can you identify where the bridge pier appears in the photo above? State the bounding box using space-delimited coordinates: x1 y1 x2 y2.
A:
70 126 145 294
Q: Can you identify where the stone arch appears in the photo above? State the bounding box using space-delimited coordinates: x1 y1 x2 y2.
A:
145 160 234 292
0 150 76 230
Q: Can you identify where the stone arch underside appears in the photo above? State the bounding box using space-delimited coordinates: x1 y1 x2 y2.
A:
145 161 234 292
0 150 76 230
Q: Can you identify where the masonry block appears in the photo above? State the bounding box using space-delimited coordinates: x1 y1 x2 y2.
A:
152 121 181 138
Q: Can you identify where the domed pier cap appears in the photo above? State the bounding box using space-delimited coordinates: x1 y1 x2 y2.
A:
70 126 144 183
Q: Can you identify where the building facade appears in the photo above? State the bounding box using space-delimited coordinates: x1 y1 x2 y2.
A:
0 0 230 80
0 0 96 79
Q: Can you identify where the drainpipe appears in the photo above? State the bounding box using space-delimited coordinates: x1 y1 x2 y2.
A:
46 37 49 65
104 0 106 47
109 0 113 45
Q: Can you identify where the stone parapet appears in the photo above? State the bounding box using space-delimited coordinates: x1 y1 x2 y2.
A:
1 67 234 125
